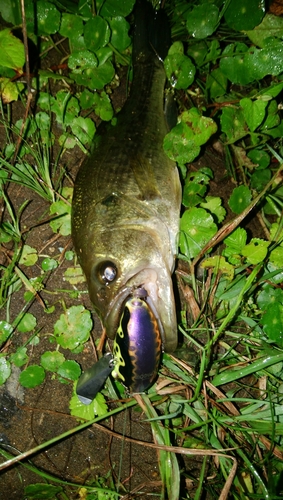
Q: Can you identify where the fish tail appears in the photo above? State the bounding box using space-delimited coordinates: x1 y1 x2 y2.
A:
133 0 171 64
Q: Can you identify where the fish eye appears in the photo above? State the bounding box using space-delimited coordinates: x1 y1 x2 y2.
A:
96 261 118 284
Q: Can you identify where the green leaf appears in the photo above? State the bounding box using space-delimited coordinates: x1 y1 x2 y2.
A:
70 117 96 146
206 68 228 99
72 60 115 90
36 1 61 35
24 483 63 499
70 386 108 419
93 91 113 121
186 3 219 39
261 303 283 346
19 365 45 388
54 305 92 350
228 186 252 214
179 207 217 259
108 16 131 51
68 50 98 72
247 149 270 169
201 256 234 281
57 360 81 380
63 266 86 285
0 357 11 385
200 196 226 223
0 29 25 71
245 13 283 48
10 347 28 367
223 227 247 265
49 187 72 236
99 0 135 17
224 0 265 31
40 351 65 372
0 78 23 103
84 16 111 52
250 168 271 191
41 257 58 271
240 97 268 132
257 285 283 310
241 238 270 265
17 313 37 333
164 42 195 90
220 43 251 85
220 106 247 143
0 320 13 344
164 108 217 166
59 13 84 40
270 247 283 268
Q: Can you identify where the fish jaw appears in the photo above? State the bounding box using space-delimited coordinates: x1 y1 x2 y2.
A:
104 266 178 353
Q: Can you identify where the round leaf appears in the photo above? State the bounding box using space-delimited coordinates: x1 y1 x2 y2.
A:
70 117 96 146
186 4 219 39
228 186 252 214
41 351 65 372
84 16 110 52
36 1 61 35
224 0 265 31
109 17 131 51
241 238 270 265
57 360 81 380
54 305 92 350
19 365 45 388
99 0 135 17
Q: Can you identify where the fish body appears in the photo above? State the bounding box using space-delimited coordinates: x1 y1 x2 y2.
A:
72 0 181 354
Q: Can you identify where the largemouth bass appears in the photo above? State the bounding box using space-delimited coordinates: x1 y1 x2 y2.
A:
72 0 181 362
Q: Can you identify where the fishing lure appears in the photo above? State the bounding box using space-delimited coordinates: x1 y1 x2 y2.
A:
112 287 162 393
76 352 115 405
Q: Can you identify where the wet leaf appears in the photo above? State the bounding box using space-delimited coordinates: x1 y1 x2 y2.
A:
257 285 283 310
0 320 13 344
93 91 113 121
0 356 11 385
186 3 219 39
223 227 247 265
206 68 227 99
247 149 270 169
262 303 283 346
59 13 83 40
270 247 283 268
99 0 135 17
246 13 283 48
68 50 98 72
165 42 195 89
41 257 58 271
108 16 131 51
41 351 65 372
224 0 265 31
36 1 61 35
250 168 271 191
179 207 217 259
19 365 45 388
54 305 92 350
220 106 247 143
84 16 110 52
228 186 252 214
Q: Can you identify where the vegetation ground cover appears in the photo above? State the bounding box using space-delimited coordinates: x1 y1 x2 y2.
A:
1 0 283 498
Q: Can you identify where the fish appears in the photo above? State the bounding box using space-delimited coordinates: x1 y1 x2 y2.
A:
72 0 181 380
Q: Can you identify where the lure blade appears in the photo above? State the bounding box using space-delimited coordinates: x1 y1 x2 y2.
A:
76 353 114 405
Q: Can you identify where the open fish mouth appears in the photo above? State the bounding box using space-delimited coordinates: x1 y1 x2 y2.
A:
104 265 177 353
